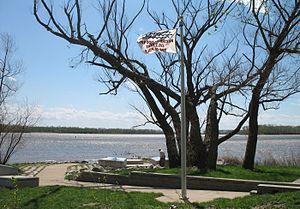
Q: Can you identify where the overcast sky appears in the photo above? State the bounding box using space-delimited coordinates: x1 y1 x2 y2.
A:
1 0 299 129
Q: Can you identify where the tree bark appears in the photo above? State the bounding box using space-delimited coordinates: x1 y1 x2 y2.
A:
204 94 219 170
242 53 279 170
164 128 180 167
186 104 206 170
242 94 259 170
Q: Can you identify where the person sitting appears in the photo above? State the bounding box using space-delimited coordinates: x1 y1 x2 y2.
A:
158 149 166 167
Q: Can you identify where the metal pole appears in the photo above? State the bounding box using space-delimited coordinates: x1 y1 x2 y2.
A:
179 15 187 201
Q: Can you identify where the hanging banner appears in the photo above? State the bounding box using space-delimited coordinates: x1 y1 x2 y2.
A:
137 29 177 54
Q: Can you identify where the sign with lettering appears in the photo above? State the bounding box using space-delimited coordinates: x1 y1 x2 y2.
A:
137 29 177 54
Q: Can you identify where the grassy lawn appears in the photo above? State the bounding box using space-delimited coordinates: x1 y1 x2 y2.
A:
197 191 300 209
0 186 300 209
113 165 300 182
0 186 169 209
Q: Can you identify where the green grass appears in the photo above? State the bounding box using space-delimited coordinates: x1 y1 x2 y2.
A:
202 165 300 182
114 165 300 182
0 186 300 209
0 186 169 209
196 191 300 209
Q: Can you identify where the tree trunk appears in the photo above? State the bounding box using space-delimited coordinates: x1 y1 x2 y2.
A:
241 4 298 169
163 128 180 167
187 105 206 170
242 54 278 170
242 94 260 170
150 88 182 165
139 86 180 167
204 95 219 170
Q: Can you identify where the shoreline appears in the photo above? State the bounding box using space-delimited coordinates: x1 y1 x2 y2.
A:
9 134 300 165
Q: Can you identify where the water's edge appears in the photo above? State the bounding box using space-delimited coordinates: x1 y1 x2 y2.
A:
9 133 300 163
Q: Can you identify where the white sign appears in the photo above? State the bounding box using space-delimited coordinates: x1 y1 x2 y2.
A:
137 29 177 54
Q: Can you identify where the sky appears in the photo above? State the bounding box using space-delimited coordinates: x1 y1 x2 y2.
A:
0 0 299 130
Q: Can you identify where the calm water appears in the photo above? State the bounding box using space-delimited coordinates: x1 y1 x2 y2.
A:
9 133 300 163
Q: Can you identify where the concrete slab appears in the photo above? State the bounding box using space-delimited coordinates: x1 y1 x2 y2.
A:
98 157 127 168
126 163 153 168
126 159 144 165
0 165 19 175
0 175 39 188
293 178 300 184
37 163 76 186
257 184 300 194
119 186 249 203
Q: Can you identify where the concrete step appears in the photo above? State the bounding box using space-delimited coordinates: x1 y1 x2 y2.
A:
126 163 153 168
126 159 144 165
250 190 258 195
257 184 300 194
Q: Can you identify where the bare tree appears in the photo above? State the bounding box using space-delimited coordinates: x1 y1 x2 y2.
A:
0 33 36 164
34 0 267 170
145 0 259 170
242 0 300 170
0 105 35 164
0 34 20 106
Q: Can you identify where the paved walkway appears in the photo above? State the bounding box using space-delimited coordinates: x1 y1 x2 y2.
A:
293 178 300 184
36 163 249 203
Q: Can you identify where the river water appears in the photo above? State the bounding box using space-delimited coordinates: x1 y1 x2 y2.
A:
8 133 300 164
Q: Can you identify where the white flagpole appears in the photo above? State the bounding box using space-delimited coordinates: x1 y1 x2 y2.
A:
179 15 187 201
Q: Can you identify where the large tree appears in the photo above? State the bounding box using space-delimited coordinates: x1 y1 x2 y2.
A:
34 0 263 170
242 0 300 170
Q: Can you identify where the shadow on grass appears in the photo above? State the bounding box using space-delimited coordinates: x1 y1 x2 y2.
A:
216 168 232 175
23 186 62 208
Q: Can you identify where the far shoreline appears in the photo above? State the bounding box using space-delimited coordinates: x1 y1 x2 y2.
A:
25 125 300 135
25 126 163 135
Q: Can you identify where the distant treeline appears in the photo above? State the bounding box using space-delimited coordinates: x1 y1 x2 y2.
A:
240 125 300 135
25 126 163 134
18 125 300 135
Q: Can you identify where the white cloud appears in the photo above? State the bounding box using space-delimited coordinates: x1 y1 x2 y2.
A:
36 105 154 129
259 111 300 126
219 114 248 130
210 105 300 130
